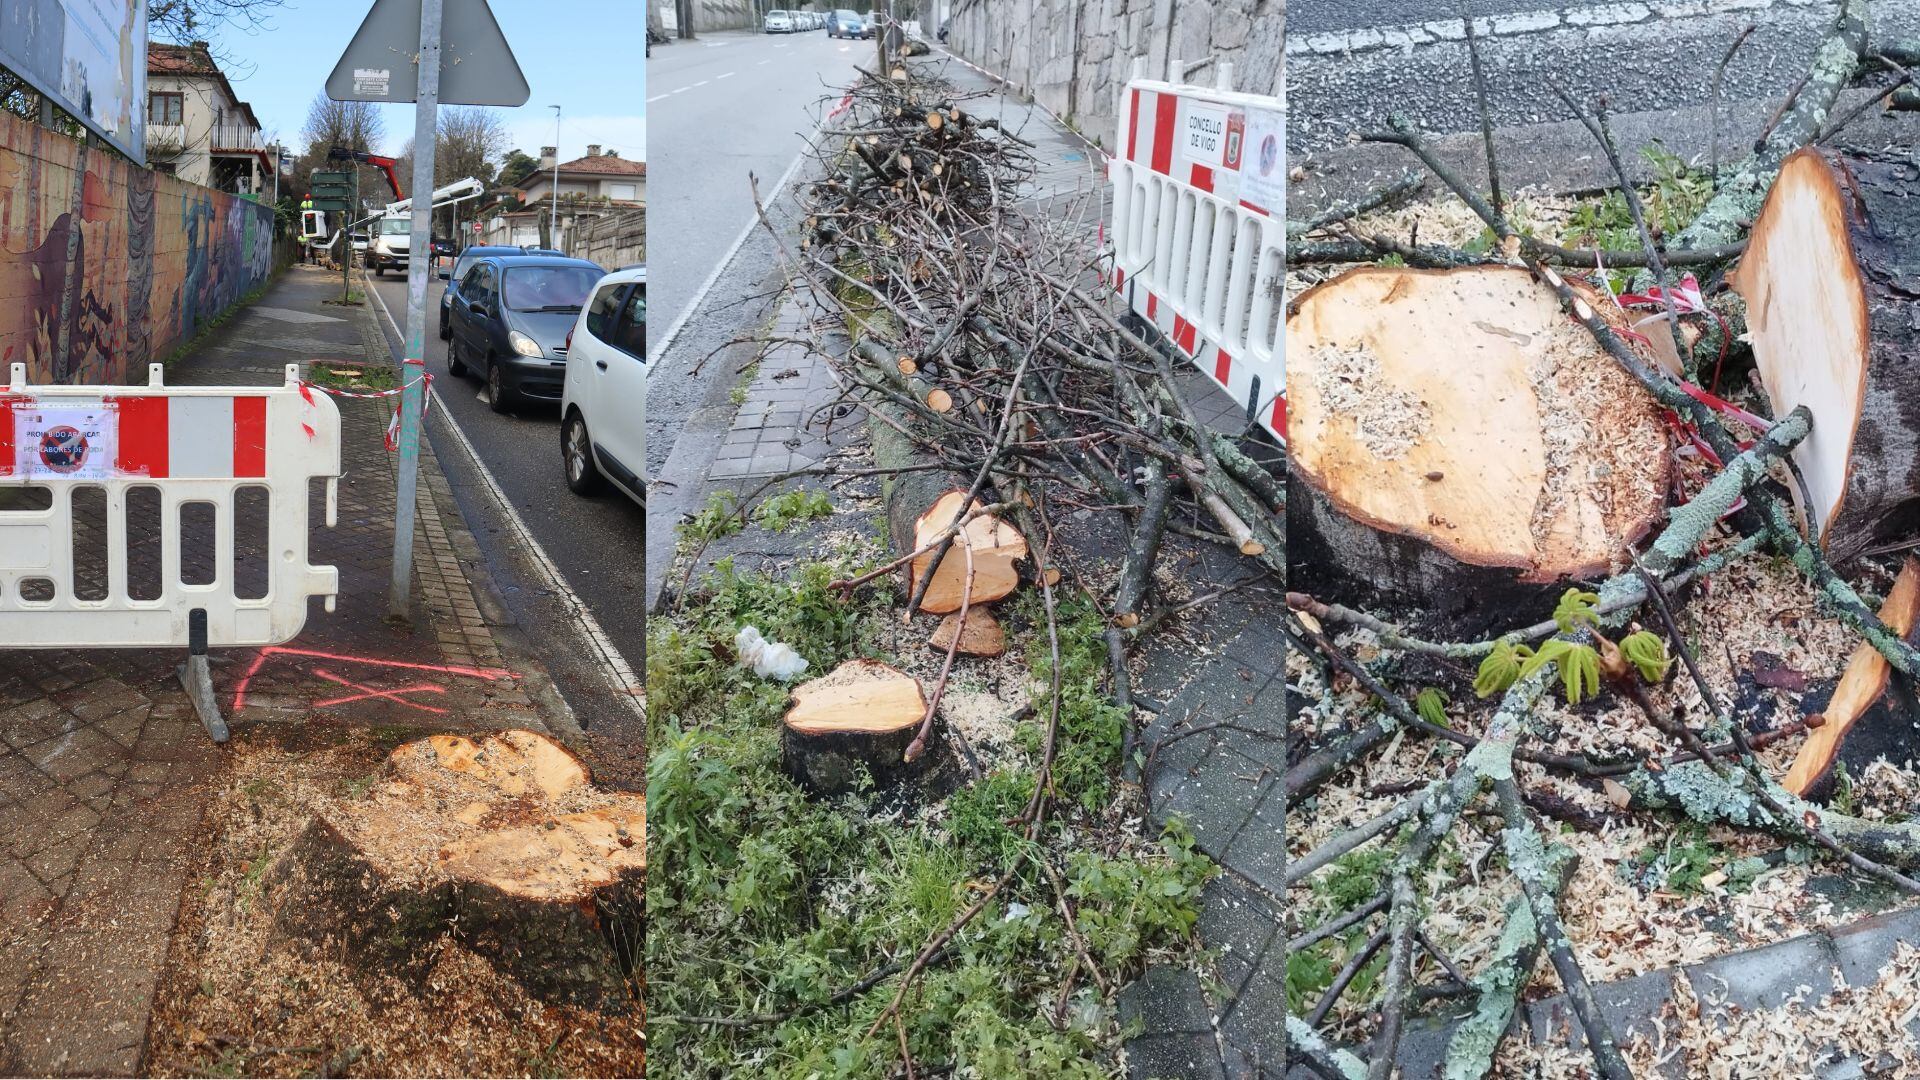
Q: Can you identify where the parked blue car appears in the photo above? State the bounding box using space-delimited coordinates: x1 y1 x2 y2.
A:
446 254 607 412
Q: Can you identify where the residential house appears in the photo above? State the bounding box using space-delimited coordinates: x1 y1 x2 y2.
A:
518 145 646 207
145 42 275 195
479 145 645 260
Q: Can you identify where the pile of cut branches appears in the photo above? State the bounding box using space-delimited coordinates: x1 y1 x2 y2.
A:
1283 1 1920 1076
772 62 1285 734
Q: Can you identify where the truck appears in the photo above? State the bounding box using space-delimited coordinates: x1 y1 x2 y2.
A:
365 177 486 276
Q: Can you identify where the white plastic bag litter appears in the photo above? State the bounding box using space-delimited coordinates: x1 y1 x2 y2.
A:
735 626 810 681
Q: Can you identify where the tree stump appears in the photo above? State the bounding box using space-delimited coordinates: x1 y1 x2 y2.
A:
908 490 1027 614
782 659 931 795
1286 265 1672 633
265 730 643 1012
1730 147 1920 564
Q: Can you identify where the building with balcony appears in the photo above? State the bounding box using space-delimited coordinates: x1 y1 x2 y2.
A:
146 42 274 195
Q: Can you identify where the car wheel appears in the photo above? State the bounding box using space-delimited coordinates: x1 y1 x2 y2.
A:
486 359 513 414
563 411 607 496
438 309 451 341
447 339 467 378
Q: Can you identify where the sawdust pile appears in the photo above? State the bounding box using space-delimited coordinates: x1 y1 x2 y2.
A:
144 731 642 1078
1311 342 1432 460
1287 548 1920 1038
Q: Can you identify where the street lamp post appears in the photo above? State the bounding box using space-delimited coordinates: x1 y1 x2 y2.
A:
549 104 562 250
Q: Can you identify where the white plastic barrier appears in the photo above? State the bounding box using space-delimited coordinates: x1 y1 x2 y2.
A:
1107 71 1288 441
0 362 341 649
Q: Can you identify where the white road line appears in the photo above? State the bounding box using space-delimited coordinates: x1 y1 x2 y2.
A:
365 276 644 723
671 86 690 94
646 120 819 367
647 93 670 102
717 71 735 79
759 59 771 64
694 79 710 87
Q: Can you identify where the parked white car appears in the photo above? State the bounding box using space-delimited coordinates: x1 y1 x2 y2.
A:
562 265 645 507
764 9 793 32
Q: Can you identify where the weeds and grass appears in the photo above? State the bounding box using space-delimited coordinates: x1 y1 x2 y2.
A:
649 521 1215 1077
304 361 399 392
1286 845 1398 1014
682 490 746 550
756 488 835 532
1560 144 1714 289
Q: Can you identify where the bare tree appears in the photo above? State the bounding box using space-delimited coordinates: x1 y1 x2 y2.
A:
147 0 287 73
291 94 384 214
147 0 285 40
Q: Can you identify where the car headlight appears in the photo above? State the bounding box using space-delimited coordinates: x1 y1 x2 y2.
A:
509 330 544 358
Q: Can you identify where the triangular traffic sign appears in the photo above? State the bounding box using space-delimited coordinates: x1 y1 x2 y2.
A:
326 0 530 107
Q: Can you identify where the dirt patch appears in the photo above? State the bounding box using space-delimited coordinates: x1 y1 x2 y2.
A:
145 729 642 1078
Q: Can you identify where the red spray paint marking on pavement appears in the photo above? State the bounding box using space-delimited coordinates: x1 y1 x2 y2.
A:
310 668 449 715
231 645 517 711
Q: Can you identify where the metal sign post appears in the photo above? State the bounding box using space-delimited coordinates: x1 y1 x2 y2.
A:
327 0 528 622
390 0 444 622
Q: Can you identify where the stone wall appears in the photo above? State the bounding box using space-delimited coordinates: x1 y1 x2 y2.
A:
944 0 1282 152
0 111 279 385
669 0 760 33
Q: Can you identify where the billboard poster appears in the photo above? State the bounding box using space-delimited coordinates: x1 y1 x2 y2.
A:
0 0 147 164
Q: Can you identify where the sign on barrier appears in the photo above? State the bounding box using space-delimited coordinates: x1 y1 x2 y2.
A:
0 363 343 739
1107 73 1287 441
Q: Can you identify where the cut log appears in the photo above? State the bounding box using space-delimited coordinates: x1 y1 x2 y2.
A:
930 606 1006 657
264 730 642 1012
783 659 932 795
1285 265 1673 633
1784 557 1920 797
909 489 1028 614
1729 147 1920 563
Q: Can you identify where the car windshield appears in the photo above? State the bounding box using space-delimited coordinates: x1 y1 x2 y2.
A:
379 218 410 235
501 265 601 312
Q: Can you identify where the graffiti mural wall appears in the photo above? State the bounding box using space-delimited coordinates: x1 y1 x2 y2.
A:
0 110 278 386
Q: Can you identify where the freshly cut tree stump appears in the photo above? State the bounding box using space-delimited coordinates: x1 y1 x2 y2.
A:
783 659 932 795
264 730 643 1012
1785 558 1920 798
909 490 1028 614
1286 266 1673 632
1730 148 1920 564
929 606 1006 657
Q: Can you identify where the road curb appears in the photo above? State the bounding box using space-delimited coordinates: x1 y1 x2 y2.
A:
354 273 609 746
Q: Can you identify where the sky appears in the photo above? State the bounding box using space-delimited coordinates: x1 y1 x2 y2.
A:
203 0 647 163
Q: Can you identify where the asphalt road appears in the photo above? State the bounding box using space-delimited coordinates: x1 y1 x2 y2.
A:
1288 0 1920 155
363 269 644 785
643 26 869 476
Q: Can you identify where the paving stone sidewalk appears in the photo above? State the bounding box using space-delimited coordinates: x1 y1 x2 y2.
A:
0 264 558 1076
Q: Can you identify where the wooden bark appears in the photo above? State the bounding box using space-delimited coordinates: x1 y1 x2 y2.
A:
264 731 642 1012
1786 557 1920 798
1285 266 1672 634
1730 147 1920 564
782 659 932 795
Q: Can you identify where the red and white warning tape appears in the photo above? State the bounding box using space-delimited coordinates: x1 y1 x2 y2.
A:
297 357 434 452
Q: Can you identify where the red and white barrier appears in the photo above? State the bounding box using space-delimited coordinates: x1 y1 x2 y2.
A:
1107 72 1287 440
0 362 342 649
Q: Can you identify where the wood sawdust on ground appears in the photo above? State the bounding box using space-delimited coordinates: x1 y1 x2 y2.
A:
1288 546 1920 1041
145 728 642 1079
1494 941 1920 1077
